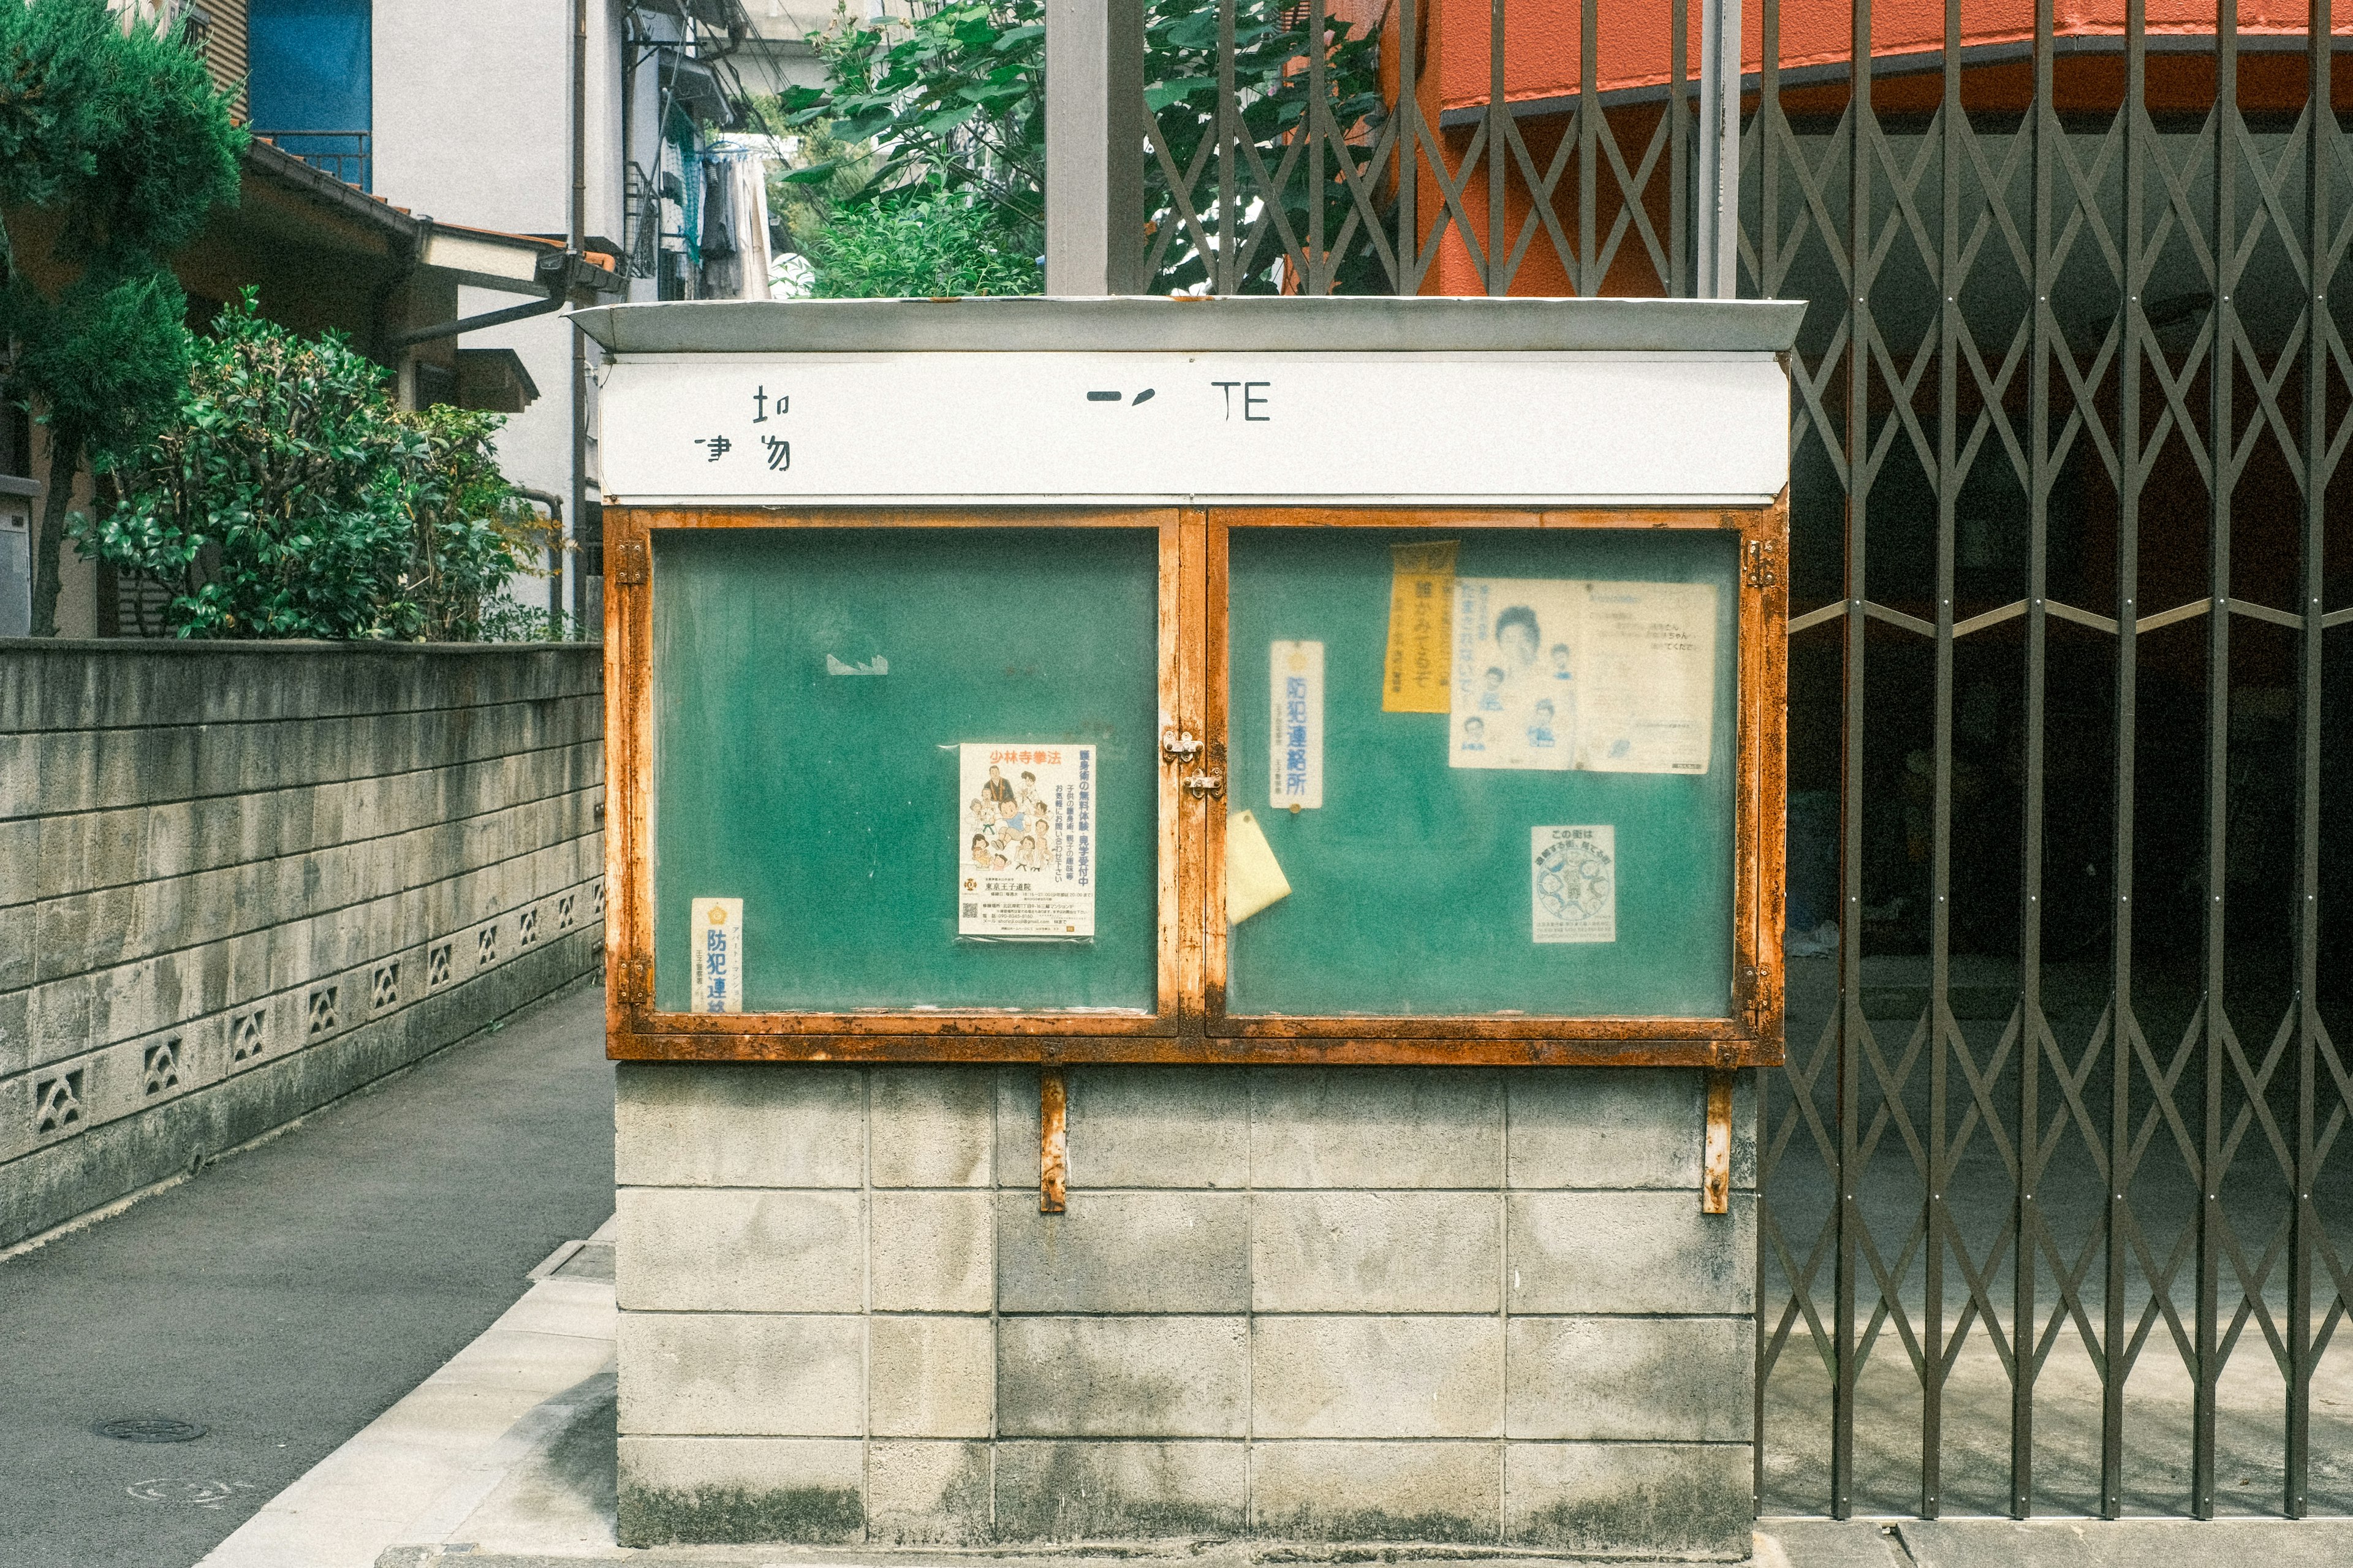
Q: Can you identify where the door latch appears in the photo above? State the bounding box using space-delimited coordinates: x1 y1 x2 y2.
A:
1183 771 1226 799
1162 727 1203 763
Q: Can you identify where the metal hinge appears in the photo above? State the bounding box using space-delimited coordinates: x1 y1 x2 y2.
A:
612 538 649 586
1744 539 1778 589
1740 964 1773 1031
615 954 652 1010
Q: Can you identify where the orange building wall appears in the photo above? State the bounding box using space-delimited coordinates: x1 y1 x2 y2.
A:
1432 0 2351 112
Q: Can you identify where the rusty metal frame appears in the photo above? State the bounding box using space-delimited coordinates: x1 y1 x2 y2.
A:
603 501 1787 1072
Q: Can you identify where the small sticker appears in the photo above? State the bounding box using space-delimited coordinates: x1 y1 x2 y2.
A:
1269 640 1324 810
1531 827 1615 944
689 897 744 1012
1382 540 1457 713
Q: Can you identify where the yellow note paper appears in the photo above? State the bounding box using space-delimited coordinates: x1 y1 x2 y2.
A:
1382 540 1458 712
1226 810 1292 925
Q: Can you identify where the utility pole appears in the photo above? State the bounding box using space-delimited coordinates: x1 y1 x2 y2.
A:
1043 0 1144 295
1695 0 1741 298
568 0 589 633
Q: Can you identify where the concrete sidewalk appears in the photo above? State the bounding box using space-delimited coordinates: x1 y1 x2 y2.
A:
198 1261 2353 1568
0 980 615 1568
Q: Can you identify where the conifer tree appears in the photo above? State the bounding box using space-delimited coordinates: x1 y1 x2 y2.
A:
0 0 245 635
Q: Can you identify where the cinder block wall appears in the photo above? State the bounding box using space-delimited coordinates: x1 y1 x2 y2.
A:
0 642 604 1248
614 1063 1759 1557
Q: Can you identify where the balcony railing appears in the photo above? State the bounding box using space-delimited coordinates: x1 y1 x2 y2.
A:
253 129 371 191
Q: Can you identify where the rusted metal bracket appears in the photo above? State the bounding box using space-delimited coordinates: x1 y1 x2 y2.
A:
611 537 649 585
1039 1067 1068 1213
615 953 652 1012
1701 1068 1734 1213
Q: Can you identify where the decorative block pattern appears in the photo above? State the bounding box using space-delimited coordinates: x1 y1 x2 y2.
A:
1 645 605 1251
33 1069 83 1135
141 1039 181 1097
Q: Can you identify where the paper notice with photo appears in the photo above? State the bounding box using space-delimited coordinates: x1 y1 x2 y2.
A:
1531 826 1615 944
1449 577 1715 775
1449 577 1583 770
1574 580 1716 774
958 743 1095 937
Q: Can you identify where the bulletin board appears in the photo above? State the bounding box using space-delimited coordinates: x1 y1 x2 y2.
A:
1221 526 1740 1020
602 503 1785 1069
648 526 1162 1015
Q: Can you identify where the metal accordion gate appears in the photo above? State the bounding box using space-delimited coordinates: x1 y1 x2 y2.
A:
1137 0 2353 1523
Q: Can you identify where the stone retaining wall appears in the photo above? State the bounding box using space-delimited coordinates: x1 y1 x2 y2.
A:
613 1062 1759 1558
0 641 604 1248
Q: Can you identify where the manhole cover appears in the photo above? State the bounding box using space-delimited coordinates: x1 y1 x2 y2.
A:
96 1418 207 1444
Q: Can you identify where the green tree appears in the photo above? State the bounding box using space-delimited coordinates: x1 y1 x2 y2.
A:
72 294 556 642
0 0 246 635
775 1 1384 296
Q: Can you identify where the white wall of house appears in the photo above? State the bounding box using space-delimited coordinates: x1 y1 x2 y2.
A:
371 0 631 582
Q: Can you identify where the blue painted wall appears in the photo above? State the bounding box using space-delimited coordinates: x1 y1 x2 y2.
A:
247 0 373 186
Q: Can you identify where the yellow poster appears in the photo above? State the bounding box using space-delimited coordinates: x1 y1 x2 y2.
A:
1382 540 1457 713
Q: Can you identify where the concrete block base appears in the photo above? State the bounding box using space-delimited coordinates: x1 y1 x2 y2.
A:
615 1063 1759 1559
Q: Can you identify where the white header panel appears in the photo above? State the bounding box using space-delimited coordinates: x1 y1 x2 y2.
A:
597 352 1790 507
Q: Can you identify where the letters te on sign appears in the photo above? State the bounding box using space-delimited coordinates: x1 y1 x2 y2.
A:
689 897 744 1013
1268 640 1324 811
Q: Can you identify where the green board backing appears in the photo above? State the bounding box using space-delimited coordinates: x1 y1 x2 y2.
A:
651 528 1159 1013
1226 528 1739 1017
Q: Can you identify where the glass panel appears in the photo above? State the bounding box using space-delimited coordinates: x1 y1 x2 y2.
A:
1224 526 1740 1018
652 528 1159 1013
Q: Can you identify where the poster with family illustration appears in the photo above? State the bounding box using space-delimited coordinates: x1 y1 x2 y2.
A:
957 743 1096 937
1449 577 1718 775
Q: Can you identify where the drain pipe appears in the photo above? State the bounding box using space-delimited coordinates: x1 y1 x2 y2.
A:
569 0 589 636
385 249 572 349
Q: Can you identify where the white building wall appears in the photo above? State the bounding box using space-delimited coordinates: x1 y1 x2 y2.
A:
370 0 631 556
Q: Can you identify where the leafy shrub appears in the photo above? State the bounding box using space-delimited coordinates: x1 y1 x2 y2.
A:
70 293 556 640
806 185 1042 297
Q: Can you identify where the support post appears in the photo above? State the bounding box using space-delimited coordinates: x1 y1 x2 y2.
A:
1039 1068 1069 1213
1045 0 1145 294
1694 0 1741 298
1702 1068 1734 1213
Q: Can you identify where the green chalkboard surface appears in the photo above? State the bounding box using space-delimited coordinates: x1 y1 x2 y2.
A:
1226 528 1739 1018
651 528 1159 1013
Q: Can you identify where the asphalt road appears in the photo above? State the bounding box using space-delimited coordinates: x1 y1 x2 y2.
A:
0 982 614 1568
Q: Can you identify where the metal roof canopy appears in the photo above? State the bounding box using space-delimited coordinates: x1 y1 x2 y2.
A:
570 295 1805 356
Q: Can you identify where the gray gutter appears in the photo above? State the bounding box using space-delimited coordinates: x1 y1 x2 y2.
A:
569 295 1808 356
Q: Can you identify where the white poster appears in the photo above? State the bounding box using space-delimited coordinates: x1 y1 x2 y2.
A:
1449 578 1716 775
958 744 1096 937
1575 580 1718 774
688 896 744 1012
1531 827 1616 944
1269 640 1324 810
